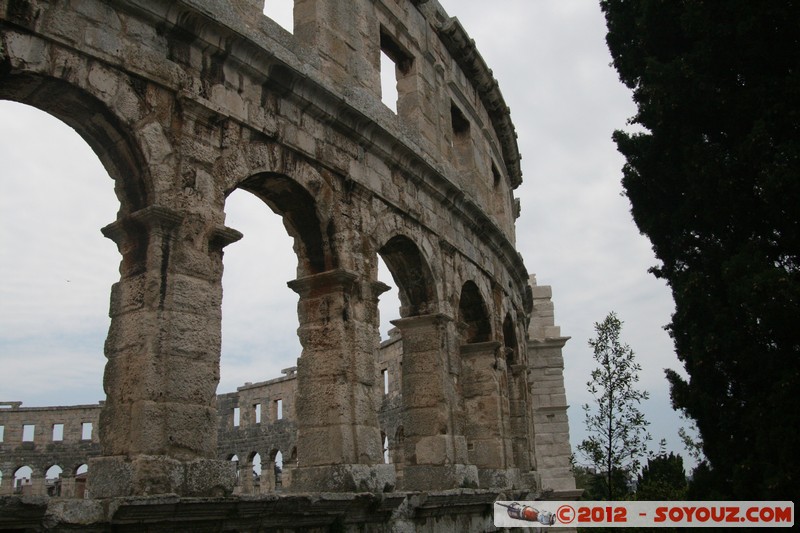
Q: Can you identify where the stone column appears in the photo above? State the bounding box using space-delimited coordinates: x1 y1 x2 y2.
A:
260 457 275 493
238 459 254 495
286 269 395 492
391 314 477 491
507 360 535 479
527 276 579 497
294 0 378 92
461 341 517 488
88 206 241 497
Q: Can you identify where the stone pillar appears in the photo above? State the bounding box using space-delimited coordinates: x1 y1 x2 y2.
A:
286 269 395 492
29 472 46 496
260 458 275 493
238 459 254 495
59 474 75 498
527 276 579 497
294 0 378 91
461 341 517 488
391 314 477 491
88 206 241 497
507 360 534 474
0 470 10 496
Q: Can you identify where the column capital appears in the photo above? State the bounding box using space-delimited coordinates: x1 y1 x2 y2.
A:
390 312 454 331
459 340 502 357
209 224 243 250
287 268 358 297
370 280 391 300
101 205 183 244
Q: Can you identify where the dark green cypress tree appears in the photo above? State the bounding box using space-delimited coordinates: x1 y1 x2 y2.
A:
600 0 800 499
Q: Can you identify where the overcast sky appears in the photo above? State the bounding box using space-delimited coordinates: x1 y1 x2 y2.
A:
0 1 693 468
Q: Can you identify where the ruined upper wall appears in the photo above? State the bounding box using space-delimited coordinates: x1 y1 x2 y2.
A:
171 0 523 239
0 402 101 493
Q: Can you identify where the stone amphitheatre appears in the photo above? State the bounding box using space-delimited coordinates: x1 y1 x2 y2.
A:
0 0 577 530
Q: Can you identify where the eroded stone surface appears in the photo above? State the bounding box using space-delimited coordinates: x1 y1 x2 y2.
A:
0 0 577 527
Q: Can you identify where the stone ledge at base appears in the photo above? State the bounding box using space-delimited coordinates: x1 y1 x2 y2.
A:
87 456 236 498
286 463 397 493
401 464 479 491
0 489 536 532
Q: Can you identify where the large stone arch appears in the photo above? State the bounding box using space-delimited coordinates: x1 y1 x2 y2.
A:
378 234 437 317
458 280 492 343
457 279 517 488
232 172 328 276
0 54 152 215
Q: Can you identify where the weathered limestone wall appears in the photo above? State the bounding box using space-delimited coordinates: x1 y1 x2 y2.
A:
1 0 576 526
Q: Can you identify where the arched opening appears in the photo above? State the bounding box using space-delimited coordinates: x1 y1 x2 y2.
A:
393 426 405 484
45 465 63 497
503 314 518 366
378 235 435 318
74 463 89 499
13 466 33 495
0 100 121 406
229 455 240 486
458 281 492 343
377 255 402 340
273 450 283 489
0 75 147 215
220 188 299 392
237 173 329 275
251 452 262 484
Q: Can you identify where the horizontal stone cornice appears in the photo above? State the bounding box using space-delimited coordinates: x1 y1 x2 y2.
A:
391 312 454 331
460 340 502 357
527 336 571 350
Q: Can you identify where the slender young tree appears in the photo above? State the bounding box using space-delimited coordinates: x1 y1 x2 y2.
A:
578 312 651 499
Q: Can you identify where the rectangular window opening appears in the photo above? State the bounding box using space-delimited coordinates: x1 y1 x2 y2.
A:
81 422 93 441
22 424 35 442
450 101 474 168
380 51 399 113
52 423 64 442
382 369 389 395
451 102 470 137
254 403 262 424
491 162 502 188
233 407 241 427
275 399 283 420
380 28 413 114
0 425 4 442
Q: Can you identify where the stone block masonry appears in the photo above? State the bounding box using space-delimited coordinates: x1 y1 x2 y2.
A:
1 0 577 529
